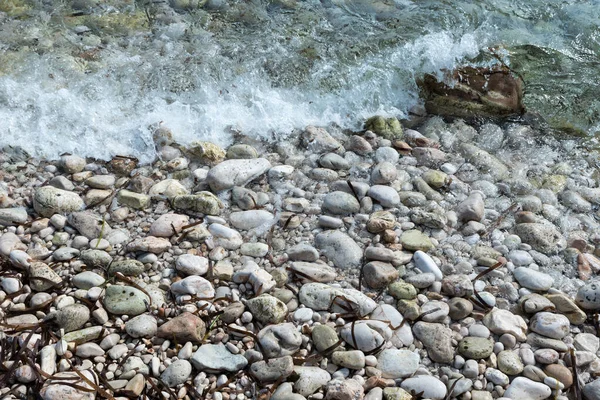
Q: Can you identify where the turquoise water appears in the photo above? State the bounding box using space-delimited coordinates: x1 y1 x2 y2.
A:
0 0 599 161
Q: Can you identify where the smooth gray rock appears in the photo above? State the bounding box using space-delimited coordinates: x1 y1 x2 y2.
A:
0 207 28 226
401 376 447 400
34 186 84 217
103 285 150 316
377 349 419 378
322 191 360 215
315 230 362 269
68 211 111 239
584 379 600 400
257 323 302 358
368 185 400 207
125 314 157 338
161 360 192 388
514 267 554 291
456 192 485 222
72 271 105 289
191 343 248 372
206 158 272 192
229 210 274 230
54 304 90 333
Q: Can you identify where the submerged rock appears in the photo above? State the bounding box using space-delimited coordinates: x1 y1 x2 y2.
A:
419 66 525 118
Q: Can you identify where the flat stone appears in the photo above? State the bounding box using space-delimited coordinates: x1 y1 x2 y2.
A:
246 294 288 324
400 230 433 252
68 211 111 240
80 249 112 269
401 376 447 400
33 186 84 217
331 350 366 369
287 244 319 262
176 254 209 276
289 262 337 283
171 276 214 299
526 333 569 352
413 321 455 363
62 326 103 344
544 364 573 389
157 312 206 344
363 261 399 289
325 379 364 400
298 283 345 310
367 206 397 232
125 314 157 338
529 312 570 339
250 356 294 383
0 207 28 226
497 350 524 375
127 236 172 254
340 320 391 353
191 343 248 372
322 191 360 215
40 370 96 400
149 213 189 237
546 293 586 324
75 343 105 358
312 325 340 353
382 388 412 400
117 190 151 209
574 333 600 353
448 297 473 320
388 280 417 300
483 308 528 341
458 337 494 359
520 294 555 314
72 271 106 289
125 374 145 396
172 193 223 215
54 304 90 333
441 274 473 297
161 359 192 387
514 267 554 291
504 377 551 400
377 349 419 378
103 285 150 316
108 259 145 277
148 179 189 198
258 323 302 358
207 158 272 192
315 230 362 269
293 366 331 396
29 262 62 291
229 210 274 230
368 185 400 208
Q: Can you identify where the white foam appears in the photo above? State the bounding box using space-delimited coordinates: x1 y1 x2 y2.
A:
0 27 489 163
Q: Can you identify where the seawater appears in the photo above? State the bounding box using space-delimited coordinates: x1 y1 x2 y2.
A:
0 0 599 162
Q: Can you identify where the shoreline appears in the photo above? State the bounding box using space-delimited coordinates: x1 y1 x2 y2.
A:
1 115 600 400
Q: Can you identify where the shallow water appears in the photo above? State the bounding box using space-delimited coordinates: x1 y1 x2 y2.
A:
1 0 599 161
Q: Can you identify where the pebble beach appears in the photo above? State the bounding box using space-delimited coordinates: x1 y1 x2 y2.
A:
2 115 600 400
